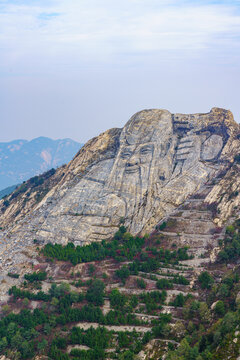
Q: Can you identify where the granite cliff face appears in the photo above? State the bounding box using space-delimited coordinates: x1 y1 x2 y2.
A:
1 107 239 251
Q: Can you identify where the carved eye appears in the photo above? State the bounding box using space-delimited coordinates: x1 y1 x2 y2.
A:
140 145 153 155
120 151 132 159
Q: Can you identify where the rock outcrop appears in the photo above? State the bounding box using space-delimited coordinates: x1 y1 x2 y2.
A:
1 107 239 250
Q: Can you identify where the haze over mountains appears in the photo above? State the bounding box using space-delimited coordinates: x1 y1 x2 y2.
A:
0 136 82 193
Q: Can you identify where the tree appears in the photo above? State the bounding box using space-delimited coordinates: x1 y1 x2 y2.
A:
115 266 130 284
0 337 8 352
156 278 173 290
172 293 185 307
214 301 225 316
176 338 191 358
198 271 214 289
86 279 105 306
220 312 236 335
37 339 48 353
173 321 186 338
199 302 211 323
88 264 95 276
11 331 23 349
136 278 146 289
23 298 29 307
119 350 134 360
109 289 127 309
218 284 229 299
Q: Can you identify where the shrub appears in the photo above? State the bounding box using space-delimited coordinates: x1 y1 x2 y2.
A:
8 272 20 279
158 222 167 231
214 301 225 316
226 225 235 235
115 266 130 284
136 278 146 289
24 271 47 283
86 279 105 306
156 278 173 290
109 289 127 309
3 199 10 207
198 271 214 289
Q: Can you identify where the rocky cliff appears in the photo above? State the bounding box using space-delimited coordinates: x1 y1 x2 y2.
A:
0 108 239 255
0 107 240 360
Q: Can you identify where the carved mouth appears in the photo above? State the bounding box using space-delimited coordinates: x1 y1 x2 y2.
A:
125 166 139 174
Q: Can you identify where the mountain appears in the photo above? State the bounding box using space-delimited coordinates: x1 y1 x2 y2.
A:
0 108 240 360
0 184 19 199
1 108 239 245
0 136 82 190
0 106 239 270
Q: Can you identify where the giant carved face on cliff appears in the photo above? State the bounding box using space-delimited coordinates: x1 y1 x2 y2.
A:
107 110 173 197
38 109 228 244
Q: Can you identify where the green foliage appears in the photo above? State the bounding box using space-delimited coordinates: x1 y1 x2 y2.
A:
49 283 71 298
156 278 173 290
70 348 105 359
71 326 111 350
199 302 211 323
115 266 130 283
218 284 229 299
152 313 172 338
171 293 192 308
86 279 105 306
139 291 167 313
226 225 235 235
158 221 167 230
9 285 51 301
24 271 47 283
88 264 95 276
136 278 146 289
43 229 145 265
198 271 214 289
218 219 240 262
214 301 225 316
3 199 9 207
109 289 127 309
220 312 237 335
7 272 19 279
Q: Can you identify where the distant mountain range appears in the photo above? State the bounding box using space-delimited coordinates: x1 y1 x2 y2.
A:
0 136 82 194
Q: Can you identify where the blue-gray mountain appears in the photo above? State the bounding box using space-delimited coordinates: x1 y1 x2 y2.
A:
0 136 82 192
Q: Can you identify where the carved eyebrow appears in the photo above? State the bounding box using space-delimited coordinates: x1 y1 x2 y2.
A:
140 145 154 153
120 150 133 158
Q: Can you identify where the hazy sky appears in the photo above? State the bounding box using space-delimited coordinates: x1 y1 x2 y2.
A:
1 0 240 143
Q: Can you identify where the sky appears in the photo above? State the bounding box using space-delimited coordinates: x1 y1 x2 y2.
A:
0 0 240 143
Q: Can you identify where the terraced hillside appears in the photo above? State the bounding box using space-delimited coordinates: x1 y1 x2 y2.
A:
0 108 240 359
1 173 240 360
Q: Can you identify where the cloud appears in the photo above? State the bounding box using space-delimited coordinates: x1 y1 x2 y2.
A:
0 0 240 75
0 1 240 143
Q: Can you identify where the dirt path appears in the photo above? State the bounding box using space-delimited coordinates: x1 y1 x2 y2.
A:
75 322 151 333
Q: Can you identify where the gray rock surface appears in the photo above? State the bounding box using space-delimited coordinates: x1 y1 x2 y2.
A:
7 107 237 245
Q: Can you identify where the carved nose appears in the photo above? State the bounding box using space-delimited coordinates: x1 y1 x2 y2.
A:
126 155 139 167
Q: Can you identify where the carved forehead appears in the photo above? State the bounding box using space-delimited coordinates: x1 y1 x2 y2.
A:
120 109 173 145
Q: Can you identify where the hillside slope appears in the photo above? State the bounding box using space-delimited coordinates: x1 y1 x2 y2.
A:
0 137 82 190
0 108 239 243
0 107 240 360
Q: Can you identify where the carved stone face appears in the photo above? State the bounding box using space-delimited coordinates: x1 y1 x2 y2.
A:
37 108 228 244
121 143 154 174
107 110 174 195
